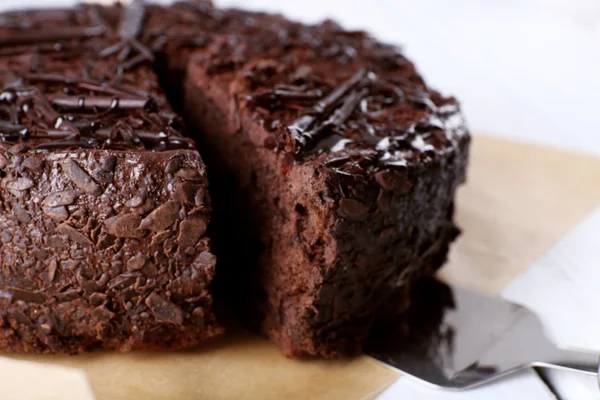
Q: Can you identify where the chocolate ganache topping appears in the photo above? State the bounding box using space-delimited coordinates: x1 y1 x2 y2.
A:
0 1 192 152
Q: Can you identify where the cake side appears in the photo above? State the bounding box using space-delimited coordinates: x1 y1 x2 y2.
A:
179 7 470 357
0 3 221 353
0 148 219 353
185 61 468 357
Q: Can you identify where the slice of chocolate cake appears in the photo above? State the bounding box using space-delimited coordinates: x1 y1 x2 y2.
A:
157 5 470 357
0 3 221 353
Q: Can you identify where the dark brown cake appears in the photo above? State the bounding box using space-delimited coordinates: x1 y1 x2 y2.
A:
161 4 469 357
0 1 470 357
0 3 221 353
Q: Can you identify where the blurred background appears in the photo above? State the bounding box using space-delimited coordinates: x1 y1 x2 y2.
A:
4 0 600 156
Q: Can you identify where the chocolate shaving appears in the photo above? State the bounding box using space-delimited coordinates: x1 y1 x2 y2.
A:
35 141 95 150
302 87 368 143
0 121 26 134
50 96 148 111
76 82 143 98
47 259 58 283
23 73 81 85
120 0 149 45
140 201 180 232
6 177 34 191
119 53 149 73
24 73 149 99
104 213 145 238
93 129 194 149
87 5 111 31
329 88 369 126
100 0 154 74
56 223 93 247
6 64 176 150
0 42 70 57
246 88 323 109
42 206 69 222
7 288 46 304
287 68 369 149
127 253 147 271
108 275 136 291
0 26 105 47
61 159 102 196
177 217 207 249
145 293 183 324
42 190 79 208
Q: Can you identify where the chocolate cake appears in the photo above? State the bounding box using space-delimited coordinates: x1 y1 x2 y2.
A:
166 4 469 357
0 1 470 357
0 3 220 353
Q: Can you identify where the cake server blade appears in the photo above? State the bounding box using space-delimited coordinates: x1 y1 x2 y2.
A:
365 278 600 391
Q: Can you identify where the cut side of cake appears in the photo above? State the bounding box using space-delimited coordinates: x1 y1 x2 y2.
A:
0 3 220 353
171 6 470 357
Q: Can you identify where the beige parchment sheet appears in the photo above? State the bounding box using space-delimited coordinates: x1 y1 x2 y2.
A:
3 134 600 400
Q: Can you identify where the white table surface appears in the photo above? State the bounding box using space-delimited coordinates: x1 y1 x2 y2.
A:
3 1 600 398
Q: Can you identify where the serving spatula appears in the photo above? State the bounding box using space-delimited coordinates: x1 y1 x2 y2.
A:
365 279 600 390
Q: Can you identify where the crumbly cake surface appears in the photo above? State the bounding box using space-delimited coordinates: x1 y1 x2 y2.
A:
0 2 220 354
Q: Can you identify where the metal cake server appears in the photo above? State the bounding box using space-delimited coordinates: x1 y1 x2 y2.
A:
365 279 600 391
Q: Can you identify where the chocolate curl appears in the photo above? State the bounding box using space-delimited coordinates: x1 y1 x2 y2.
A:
0 26 105 47
49 96 149 111
287 68 370 149
99 0 154 74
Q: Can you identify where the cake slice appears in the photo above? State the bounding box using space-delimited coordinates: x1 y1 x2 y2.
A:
0 3 221 353
158 5 471 357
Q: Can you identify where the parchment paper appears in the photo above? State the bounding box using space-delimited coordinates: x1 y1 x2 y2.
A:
3 134 600 400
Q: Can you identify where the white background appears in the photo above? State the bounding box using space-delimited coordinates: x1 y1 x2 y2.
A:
3 0 600 398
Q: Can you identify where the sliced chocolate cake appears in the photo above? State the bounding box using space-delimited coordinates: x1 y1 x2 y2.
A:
0 3 220 353
0 0 470 357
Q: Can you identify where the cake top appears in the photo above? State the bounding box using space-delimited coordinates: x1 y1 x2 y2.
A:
0 1 192 153
160 1 469 170
0 0 468 168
